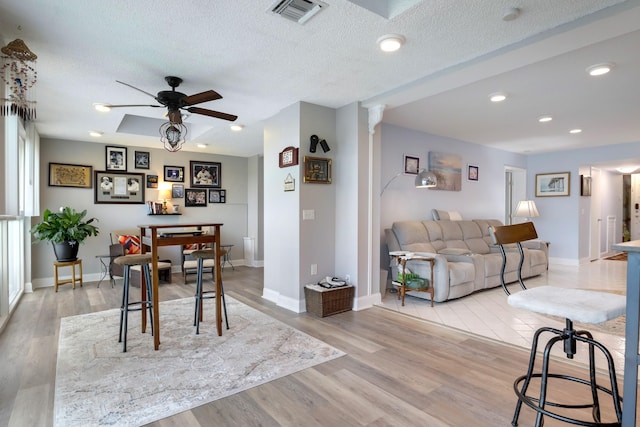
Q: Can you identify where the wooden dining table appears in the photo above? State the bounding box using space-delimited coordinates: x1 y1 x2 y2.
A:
138 222 224 350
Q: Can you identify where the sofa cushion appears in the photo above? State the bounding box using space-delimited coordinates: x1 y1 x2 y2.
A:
391 221 437 253
438 248 472 256
432 209 463 221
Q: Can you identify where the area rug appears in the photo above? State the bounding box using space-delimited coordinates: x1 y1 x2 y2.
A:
54 297 345 427
540 289 626 337
604 252 627 261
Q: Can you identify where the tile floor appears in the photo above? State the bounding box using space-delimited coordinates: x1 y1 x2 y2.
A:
378 259 629 372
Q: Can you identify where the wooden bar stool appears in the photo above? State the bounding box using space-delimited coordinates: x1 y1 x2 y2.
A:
54 259 83 292
191 249 229 334
490 222 624 426
113 254 154 352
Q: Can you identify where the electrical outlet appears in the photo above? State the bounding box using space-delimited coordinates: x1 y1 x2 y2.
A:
311 264 317 275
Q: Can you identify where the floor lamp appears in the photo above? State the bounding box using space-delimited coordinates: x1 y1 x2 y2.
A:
514 200 539 222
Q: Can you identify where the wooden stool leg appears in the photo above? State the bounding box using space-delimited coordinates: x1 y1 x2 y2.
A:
78 259 83 288
54 264 59 292
71 263 76 289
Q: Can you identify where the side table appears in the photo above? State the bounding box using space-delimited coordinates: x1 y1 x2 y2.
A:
95 254 116 288
221 244 234 270
390 253 435 307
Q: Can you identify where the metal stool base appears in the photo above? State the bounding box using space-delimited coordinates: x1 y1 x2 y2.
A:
512 319 622 427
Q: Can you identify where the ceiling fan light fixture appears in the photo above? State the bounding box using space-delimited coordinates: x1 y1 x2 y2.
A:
230 124 244 131
586 63 614 76
489 92 507 102
377 34 405 52
197 143 208 148
537 115 553 123
569 128 582 134
93 103 111 112
89 130 103 137
159 121 188 152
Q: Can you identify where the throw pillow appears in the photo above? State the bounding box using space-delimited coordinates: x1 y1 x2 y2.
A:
118 235 141 255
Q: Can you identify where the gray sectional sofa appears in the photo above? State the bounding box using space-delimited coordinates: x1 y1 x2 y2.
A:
384 219 548 302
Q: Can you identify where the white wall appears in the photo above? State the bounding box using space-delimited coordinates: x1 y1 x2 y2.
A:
380 123 527 230
33 138 250 284
527 141 640 262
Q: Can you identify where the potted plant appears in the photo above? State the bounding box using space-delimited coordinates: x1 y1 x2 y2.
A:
30 207 100 261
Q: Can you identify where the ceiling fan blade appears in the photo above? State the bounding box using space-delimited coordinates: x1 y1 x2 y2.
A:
181 90 222 106
116 80 157 99
168 110 182 124
187 107 237 122
105 104 162 108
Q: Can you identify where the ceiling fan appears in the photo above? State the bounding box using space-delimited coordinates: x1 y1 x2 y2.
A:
105 76 237 124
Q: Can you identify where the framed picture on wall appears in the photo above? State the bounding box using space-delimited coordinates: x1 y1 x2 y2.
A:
184 188 207 207
303 156 332 184
535 172 570 197
164 165 185 182
403 155 419 175
190 161 221 188
468 165 479 181
48 163 93 188
134 151 150 169
209 189 226 203
105 146 127 171
172 184 184 198
94 171 145 204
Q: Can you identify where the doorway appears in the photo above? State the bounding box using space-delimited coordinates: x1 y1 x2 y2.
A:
505 166 526 224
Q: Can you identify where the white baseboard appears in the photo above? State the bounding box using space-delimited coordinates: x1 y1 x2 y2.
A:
353 292 381 311
549 257 580 266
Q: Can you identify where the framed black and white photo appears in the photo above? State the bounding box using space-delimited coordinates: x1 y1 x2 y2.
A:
106 146 127 171
94 171 145 204
209 189 226 203
164 165 185 182
184 188 207 207
190 161 221 188
172 184 184 198
134 151 150 169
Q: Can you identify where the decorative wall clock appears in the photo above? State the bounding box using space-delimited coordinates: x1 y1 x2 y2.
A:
279 146 299 168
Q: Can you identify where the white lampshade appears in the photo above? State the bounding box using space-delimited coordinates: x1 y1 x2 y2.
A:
514 200 539 219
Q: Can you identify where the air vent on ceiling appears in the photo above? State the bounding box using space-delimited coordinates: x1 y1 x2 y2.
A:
269 0 327 24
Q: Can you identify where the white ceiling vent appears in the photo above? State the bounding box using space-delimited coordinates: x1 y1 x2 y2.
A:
269 0 327 24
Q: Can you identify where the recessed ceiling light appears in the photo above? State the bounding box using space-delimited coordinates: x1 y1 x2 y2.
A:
197 143 208 148
569 129 582 134
89 131 103 137
377 34 405 52
93 103 111 112
586 63 614 76
489 92 507 102
537 115 553 123
230 124 244 132
617 166 638 174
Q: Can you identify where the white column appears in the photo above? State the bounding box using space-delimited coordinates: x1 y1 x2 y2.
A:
367 105 385 296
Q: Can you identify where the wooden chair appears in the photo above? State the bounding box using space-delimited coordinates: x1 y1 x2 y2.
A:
489 221 538 295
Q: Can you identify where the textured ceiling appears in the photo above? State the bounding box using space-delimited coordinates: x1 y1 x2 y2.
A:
0 0 638 161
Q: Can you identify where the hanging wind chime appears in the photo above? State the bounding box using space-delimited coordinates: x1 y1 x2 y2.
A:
1 39 38 120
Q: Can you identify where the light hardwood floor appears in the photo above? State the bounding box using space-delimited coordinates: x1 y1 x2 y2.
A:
0 266 629 426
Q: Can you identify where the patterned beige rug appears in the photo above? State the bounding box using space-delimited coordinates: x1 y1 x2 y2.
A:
54 296 344 427
541 289 626 337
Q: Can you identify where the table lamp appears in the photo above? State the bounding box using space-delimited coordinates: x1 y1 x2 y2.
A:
159 188 172 214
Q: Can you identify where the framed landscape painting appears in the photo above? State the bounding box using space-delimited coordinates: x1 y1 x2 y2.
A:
536 172 570 197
